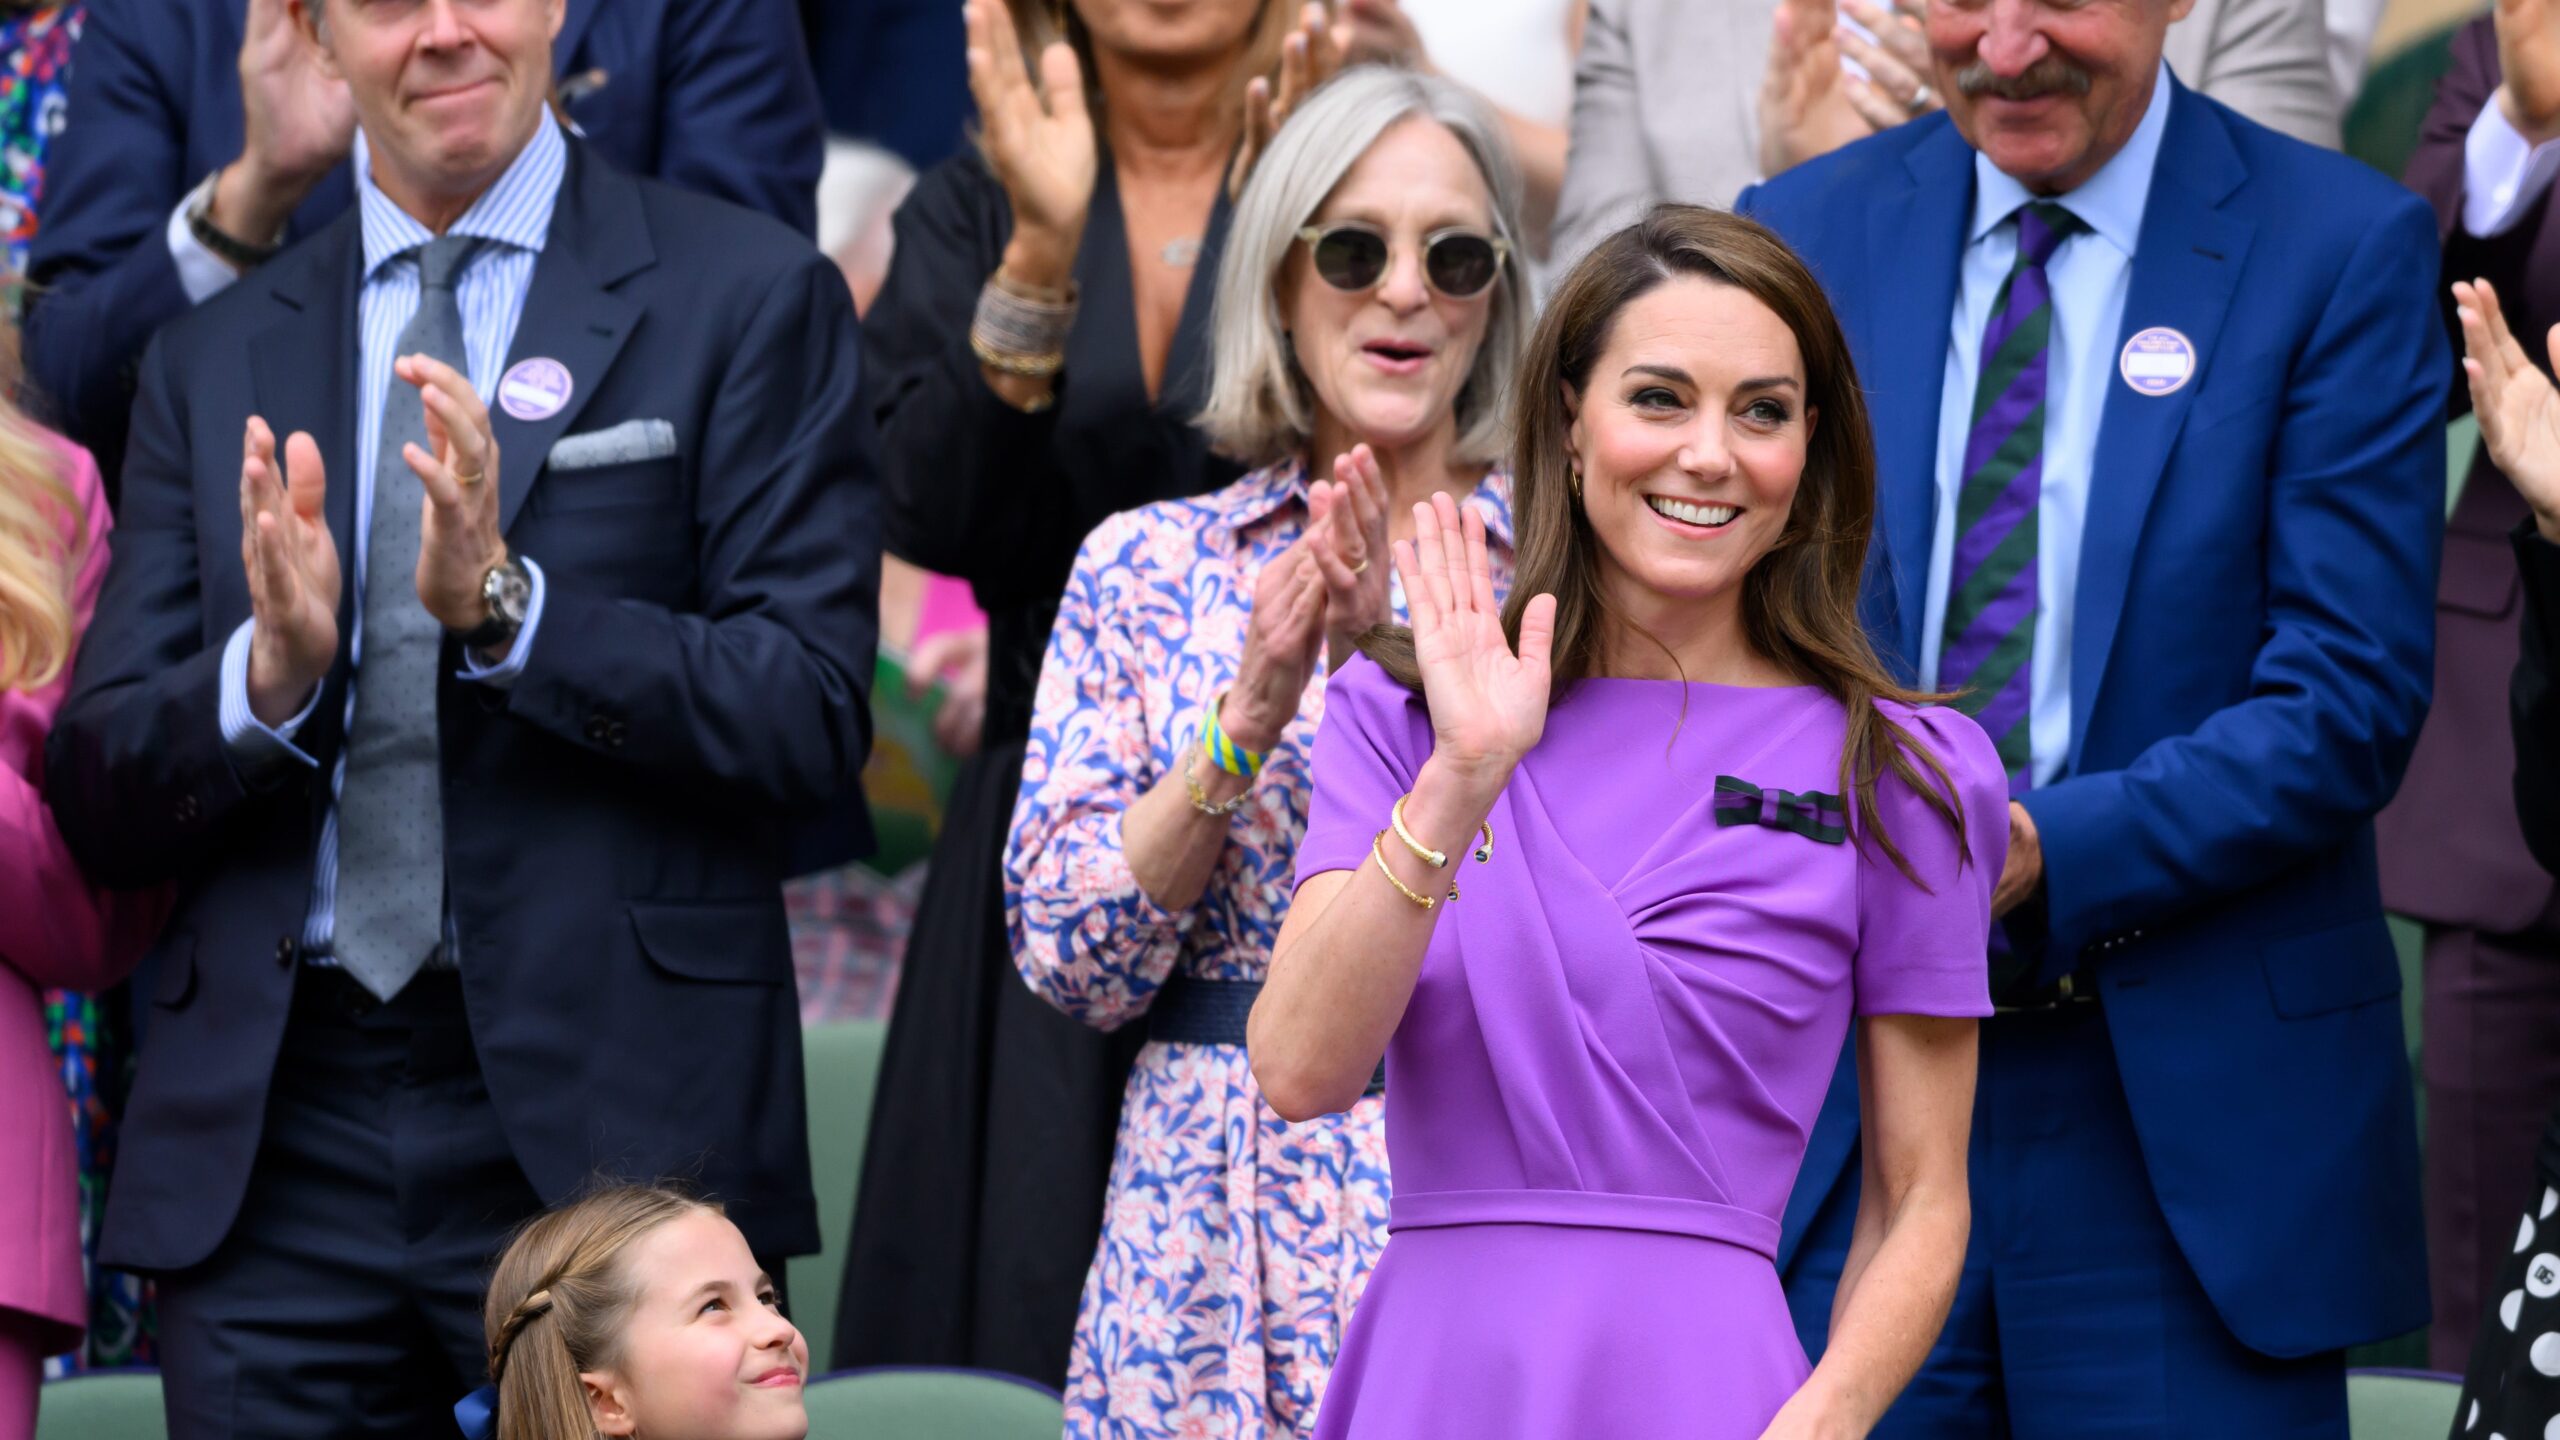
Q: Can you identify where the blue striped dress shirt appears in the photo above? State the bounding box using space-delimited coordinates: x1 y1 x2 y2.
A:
216 119 567 969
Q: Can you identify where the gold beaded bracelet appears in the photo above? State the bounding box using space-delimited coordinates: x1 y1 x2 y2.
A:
1183 746 1253 817
1371 830 1457 910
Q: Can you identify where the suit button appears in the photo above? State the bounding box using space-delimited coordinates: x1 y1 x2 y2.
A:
585 715 609 743
174 794 200 824
605 720 627 749
276 936 296 967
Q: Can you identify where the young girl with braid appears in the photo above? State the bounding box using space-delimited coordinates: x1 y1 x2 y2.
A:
459 1187 809 1440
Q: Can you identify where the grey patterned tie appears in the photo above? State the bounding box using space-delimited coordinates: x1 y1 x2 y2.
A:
331 234 481 1001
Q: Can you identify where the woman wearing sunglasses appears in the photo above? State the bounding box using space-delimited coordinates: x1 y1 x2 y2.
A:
1005 68 1528 1439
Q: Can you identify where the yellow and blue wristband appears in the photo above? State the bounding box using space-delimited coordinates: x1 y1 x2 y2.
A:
1202 689 1267 780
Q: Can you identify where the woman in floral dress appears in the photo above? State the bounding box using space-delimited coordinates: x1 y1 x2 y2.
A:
1005 70 1531 1438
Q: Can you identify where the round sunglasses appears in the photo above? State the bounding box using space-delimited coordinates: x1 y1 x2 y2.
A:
1295 222 1510 300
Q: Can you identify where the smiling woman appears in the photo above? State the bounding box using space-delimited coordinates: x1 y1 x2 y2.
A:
1249 207 2006 1438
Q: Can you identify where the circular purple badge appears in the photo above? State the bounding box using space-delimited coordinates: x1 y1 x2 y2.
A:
498 358 574 421
2117 327 2196 397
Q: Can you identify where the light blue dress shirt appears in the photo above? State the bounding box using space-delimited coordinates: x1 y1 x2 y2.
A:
216 119 566 964
1917 63 2173 788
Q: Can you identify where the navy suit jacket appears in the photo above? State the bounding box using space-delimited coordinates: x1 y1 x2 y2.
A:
1739 78 2439 1357
24 0 823 495
43 139 878 1271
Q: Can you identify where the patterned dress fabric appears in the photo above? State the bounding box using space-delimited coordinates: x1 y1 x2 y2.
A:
2453 1126 2560 1440
0 5 74 292
1008 460 1514 1439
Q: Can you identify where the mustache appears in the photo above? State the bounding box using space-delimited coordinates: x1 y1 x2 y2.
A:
1954 56 2095 100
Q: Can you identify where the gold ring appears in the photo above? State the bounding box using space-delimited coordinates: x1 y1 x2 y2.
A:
1349 557 1370 575
454 469 485 486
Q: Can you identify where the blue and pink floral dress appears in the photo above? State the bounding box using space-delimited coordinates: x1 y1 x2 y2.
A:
1007 459 1513 1438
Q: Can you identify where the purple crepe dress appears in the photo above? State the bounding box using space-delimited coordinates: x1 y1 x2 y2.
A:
1295 658 2006 1437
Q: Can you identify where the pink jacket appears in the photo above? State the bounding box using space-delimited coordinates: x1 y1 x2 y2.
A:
2 441 159 1348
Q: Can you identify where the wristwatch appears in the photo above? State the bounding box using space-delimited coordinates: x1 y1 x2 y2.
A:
455 555 532 653
186 169 285 270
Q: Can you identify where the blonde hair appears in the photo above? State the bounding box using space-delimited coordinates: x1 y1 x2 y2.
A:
1196 66 1530 469
0 312 85 695
482 1185 721 1440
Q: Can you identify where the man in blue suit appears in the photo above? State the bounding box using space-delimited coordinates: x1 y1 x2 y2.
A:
42 0 876 1433
24 0 824 498
1740 0 2441 1429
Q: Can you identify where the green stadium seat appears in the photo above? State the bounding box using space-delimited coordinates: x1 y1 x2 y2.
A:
2347 1368 2463 1439
789 1017 888 1369
35 1369 167 1440
802 1366 1062 1439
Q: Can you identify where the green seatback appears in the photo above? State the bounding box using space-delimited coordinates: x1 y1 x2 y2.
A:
802 1367 1063 1440
2347 1369 2463 1439
36 1371 168 1440
789 1018 889 1369
2344 22 2465 182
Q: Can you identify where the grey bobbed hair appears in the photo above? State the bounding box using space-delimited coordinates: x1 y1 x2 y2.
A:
1196 65 1530 469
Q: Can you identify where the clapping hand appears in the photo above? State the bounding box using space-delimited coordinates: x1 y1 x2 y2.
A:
221 0 356 247
2457 278 2560 544
965 0 1098 287
1758 0 1874 178
238 417 341 725
1225 540 1330 753
1306 444 1393 672
1395 492 1556 783
395 354 510 634
1835 0 1940 129
1232 2 1350 198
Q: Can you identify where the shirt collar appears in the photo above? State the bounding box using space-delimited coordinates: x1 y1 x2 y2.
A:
1967 59 2173 259
358 117 567 281
1211 457 1518 551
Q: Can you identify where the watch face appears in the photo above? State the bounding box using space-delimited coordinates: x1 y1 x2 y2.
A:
486 562 532 622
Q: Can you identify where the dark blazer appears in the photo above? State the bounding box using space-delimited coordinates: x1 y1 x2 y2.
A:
2380 13 2560 932
2522 529 2560 877
23 0 825 495
1740 77 2441 1356
42 139 878 1272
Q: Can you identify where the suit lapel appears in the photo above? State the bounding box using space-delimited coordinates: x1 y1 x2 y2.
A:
2068 86 2251 766
1865 124 1975 677
494 145 649 538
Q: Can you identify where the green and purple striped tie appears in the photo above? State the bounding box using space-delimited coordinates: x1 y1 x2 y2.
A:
1941 200 2083 795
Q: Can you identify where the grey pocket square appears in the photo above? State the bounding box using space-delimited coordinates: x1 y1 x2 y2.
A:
546 419 677 471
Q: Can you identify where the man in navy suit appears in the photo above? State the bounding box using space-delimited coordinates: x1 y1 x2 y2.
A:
42 0 876 1433
1740 0 2441 1429
24 0 824 498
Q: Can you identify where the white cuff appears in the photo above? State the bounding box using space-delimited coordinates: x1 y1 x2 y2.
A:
218 618 321 771
166 176 245 305
2464 101 2560 238
454 557 546 689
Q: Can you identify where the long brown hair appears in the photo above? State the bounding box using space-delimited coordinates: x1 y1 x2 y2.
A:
481 1185 720 1440
1367 205 1967 880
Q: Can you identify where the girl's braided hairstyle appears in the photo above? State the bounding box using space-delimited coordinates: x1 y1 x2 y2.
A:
482 1184 720 1440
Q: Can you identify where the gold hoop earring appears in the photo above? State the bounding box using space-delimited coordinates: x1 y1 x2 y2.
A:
1568 462 1583 499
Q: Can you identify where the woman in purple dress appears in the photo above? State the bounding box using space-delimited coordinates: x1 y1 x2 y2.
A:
1250 205 2005 1438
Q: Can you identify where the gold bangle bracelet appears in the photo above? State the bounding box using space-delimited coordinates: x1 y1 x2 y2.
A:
1390 794 1495 869
1371 830 1457 910
970 331 1066 378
